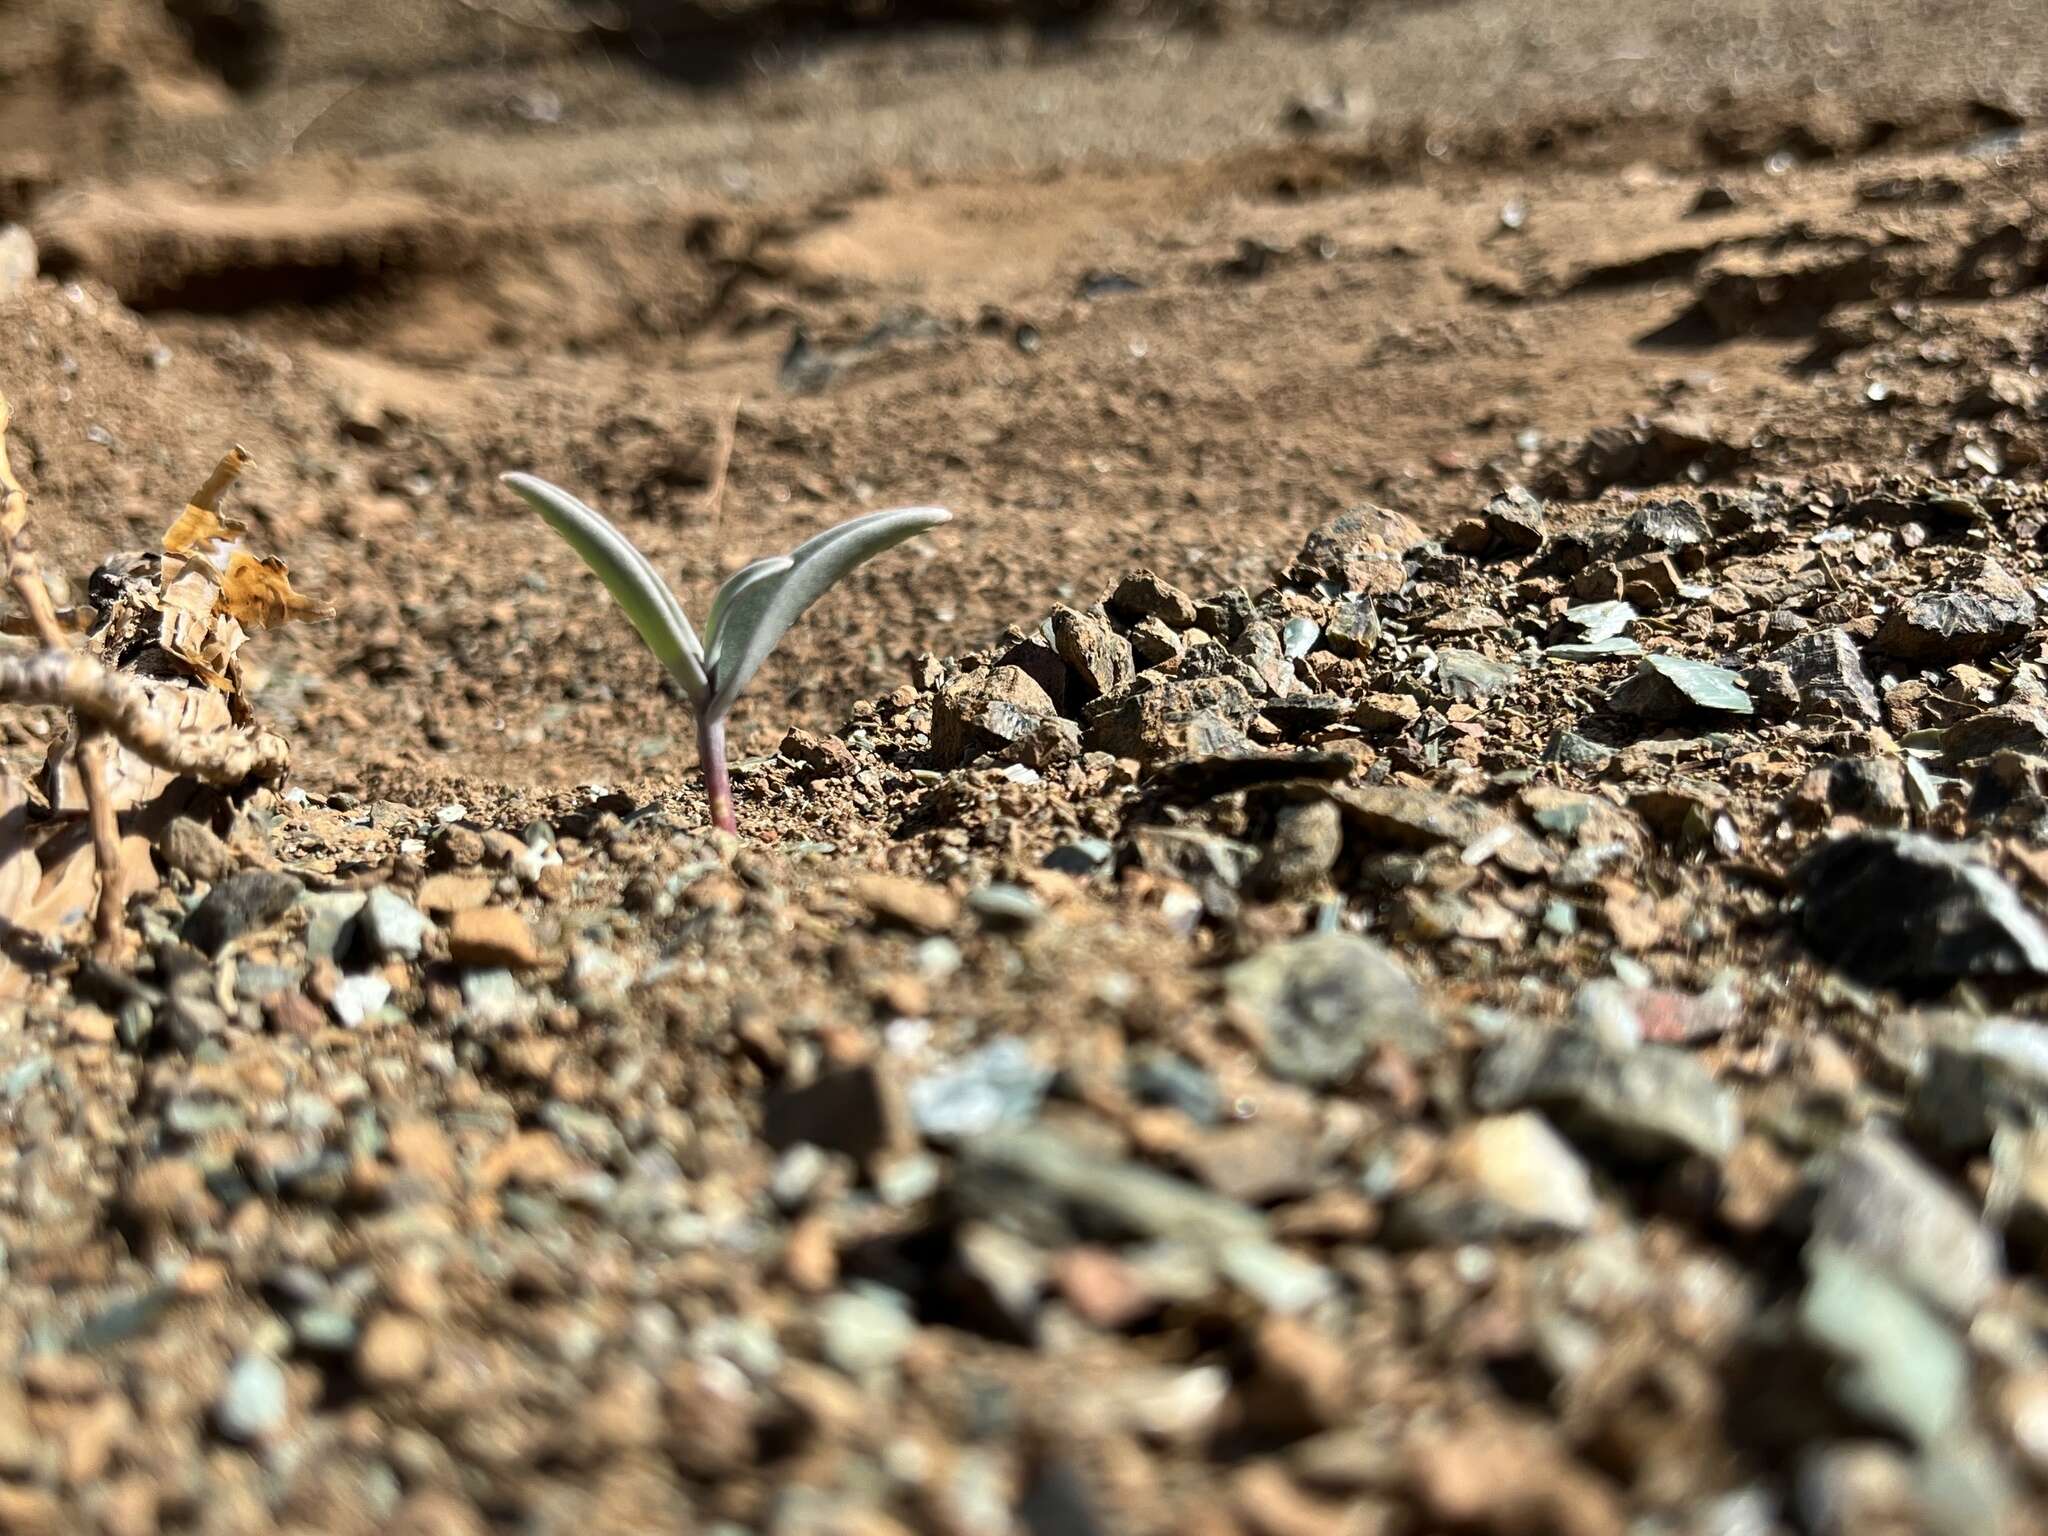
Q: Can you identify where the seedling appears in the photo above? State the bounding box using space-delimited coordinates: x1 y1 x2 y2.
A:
501 473 949 833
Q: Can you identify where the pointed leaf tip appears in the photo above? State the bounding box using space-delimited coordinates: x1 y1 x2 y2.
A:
500 471 709 705
706 503 951 716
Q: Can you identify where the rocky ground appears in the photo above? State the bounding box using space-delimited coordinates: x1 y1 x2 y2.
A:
12 466 2048 1534
9 0 2048 1532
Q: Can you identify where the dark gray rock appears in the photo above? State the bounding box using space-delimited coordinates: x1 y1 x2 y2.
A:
1912 1016 2048 1156
1794 831 2048 990
1447 486 1546 557
1944 708 2048 763
1109 569 1200 630
1019 1459 1113 1536
1285 506 1422 596
1619 500 1713 558
1473 1029 1740 1162
1228 619 1305 698
1607 654 1753 720
1322 596 1381 659
1175 641 1286 703
1125 1051 1226 1123
1876 556 2038 662
763 1063 915 1164
181 871 303 955
1968 751 2048 830
933 666 1064 768
1043 837 1116 876
1435 649 1520 703
1809 1130 1998 1320
953 1128 1266 1249
1083 675 1260 764
1827 757 1910 826
1761 627 1881 723
1541 730 1616 770
1245 799 1344 900
1196 587 1255 642
1260 693 1355 738
1049 604 1136 701
1224 932 1438 1085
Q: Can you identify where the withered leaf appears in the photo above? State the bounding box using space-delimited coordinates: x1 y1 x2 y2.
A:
220 553 333 629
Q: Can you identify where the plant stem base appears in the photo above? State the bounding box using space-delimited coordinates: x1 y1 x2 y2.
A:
699 714 735 834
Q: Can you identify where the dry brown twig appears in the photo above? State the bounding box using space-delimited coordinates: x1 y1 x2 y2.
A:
0 389 131 962
0 651 292 784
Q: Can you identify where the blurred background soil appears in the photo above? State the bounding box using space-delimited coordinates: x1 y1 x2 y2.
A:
2 0 2045 790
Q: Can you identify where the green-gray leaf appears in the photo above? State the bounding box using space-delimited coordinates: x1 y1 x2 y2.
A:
705 555 794 655
706 506 950 717
501 472 709 706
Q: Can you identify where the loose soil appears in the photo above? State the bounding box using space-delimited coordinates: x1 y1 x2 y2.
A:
6 0 2048 1531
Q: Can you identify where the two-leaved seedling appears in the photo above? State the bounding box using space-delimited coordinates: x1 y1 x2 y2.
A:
502 473 949 832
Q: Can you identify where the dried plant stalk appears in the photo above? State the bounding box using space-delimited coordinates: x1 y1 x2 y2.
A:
703 396 740 525
0 651 291 785
189 445 252 515
0 390 130 961
75 735 123 956
0 605 91 638
0 397 64 651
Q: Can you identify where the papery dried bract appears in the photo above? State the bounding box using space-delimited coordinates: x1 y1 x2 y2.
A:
146 449 333 689
7 822 159 943
0 770 38 927
40 681 237 815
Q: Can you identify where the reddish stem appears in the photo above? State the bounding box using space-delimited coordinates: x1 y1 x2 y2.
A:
698 711 736 834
